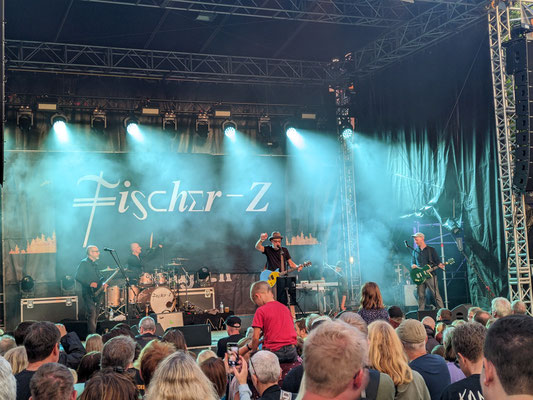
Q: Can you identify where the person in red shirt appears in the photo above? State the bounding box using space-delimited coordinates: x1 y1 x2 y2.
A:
239 281 298 363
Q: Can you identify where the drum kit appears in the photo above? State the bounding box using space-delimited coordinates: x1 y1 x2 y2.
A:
101 258 199 318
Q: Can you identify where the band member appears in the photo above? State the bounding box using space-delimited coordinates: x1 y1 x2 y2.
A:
75 245 106 334
410 232 444 310
321 261 348 311
255 231 302 309
126 242 144 277
126 242 163 276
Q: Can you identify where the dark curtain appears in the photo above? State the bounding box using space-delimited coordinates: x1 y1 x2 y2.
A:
354 21 505 308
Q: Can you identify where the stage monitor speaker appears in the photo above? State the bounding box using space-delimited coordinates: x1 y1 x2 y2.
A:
174 324 211 348
156 312 184 332
451 303 472 321
506 37 533 192
417 310 438 321
405 310 418 320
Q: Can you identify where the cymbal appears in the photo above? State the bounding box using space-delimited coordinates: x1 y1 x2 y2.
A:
172 257 189 261
167 262 182 266
100 267 117 272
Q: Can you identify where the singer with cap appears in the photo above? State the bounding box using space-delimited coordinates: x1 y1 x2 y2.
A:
255 231 302 310
410 232 444 311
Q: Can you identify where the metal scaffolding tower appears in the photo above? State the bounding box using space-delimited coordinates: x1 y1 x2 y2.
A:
336 88 361 302
488 1 533 312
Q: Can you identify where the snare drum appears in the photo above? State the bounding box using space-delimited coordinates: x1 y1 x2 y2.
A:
137 286 175 314
107 286 121 307
138 272 154 287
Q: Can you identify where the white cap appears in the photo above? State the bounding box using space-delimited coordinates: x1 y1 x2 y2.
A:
411 232 425 239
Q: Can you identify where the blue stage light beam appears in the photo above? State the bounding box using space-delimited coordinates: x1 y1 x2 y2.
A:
51 114 69 143
286 127 305 149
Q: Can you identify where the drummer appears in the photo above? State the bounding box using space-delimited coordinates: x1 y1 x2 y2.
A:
126 242 163 278
126 242 144 278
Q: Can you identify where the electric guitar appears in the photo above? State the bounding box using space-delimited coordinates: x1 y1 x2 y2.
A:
260 261 312 287
91 268 120 303
410 258 455 285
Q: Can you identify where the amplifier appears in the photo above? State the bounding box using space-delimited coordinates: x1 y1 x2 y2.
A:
180 288 215 311
21 296 78 323
403 285 418 307
156 312 184 331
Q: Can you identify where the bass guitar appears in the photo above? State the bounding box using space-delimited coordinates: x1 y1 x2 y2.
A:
410 258 455 285
260 261 312 287
91 268 120 303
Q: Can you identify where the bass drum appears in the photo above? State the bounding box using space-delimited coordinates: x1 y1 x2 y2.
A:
137 286 175 314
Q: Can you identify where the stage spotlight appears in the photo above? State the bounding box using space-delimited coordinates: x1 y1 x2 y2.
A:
17 107 34 131
61 275 76 295
162 112 178 131
341 126 354 140
51 114 69 143
91 109 107 131
222 120 237 141
285 125 305 149
20 275 35 296
124 116 144 142
195 112 210 139
339 119 354 140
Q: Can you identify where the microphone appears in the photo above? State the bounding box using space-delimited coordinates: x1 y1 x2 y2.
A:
404 240 409 248
103 247 115 252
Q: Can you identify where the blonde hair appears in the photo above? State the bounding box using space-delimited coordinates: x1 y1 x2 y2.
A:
85 334 103 353
303 320 368 398
368 320 413 386
144 351 218 400
4 346 28 374
196 350 217 365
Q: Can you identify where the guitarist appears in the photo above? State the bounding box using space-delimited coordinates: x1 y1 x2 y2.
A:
256 231 302 314
75 245 107 333
410 232 444 311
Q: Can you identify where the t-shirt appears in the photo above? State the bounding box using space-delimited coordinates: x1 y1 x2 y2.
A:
15 369 36 400
252 301 297 351
409 354 451 400
440 374 483 400
412 246 440 268
263 246 292 272
217 333 245 358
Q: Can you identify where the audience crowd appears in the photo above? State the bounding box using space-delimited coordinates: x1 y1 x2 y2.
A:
0 285 531 400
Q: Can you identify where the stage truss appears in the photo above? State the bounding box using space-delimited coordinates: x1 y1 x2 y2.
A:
488 0 533 313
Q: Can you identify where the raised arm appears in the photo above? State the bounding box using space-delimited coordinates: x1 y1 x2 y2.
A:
255 233 268 252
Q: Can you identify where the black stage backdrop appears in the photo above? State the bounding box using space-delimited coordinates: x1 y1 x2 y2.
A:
354 21 505 309
2 151 340 328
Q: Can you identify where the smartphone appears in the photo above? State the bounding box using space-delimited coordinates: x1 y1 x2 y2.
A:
226 342 239 367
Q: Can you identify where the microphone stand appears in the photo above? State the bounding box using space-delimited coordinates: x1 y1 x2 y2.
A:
106 249 131 327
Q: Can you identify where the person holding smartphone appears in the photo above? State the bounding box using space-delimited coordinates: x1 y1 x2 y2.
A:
216 316 244 358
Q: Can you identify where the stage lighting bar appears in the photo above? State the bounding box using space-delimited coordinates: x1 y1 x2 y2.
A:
162 112 178 131
222 120 237 141
195 112 210 138
51 113 69 143
91 109 107 130
17 106 34 131
301 113 316 120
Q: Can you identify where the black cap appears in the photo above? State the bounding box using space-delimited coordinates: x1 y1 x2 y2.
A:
225 316 241 328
